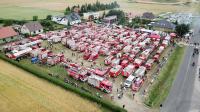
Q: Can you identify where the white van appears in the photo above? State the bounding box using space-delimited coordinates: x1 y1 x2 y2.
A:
124 75 135 88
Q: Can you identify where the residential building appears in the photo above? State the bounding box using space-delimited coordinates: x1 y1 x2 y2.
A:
103 15 117 24
51 15 68 25
83 12 100 20
21 22 43 35
51 12 81 26
150 20 176 32
0 26 19 44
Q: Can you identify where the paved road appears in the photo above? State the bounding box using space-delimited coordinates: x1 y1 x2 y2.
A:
161 19 200 112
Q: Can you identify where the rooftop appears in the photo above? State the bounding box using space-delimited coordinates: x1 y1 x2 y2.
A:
0 26 18 39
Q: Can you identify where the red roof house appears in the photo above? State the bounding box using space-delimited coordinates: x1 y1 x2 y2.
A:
0 26 18 39
0 26 19 44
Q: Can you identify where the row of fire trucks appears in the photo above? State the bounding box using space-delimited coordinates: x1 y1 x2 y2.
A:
65 63 112 93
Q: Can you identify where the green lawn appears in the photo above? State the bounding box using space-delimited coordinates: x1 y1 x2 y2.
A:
0 6 63 20
145 46 186 107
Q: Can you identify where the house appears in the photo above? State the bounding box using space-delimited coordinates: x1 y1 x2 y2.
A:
103 15 117 24
51 15 68 25
0 26 19 44
142 12 155 20
150 20 176 32
83 12 100 20
21 22 43 35
67 12 81 25
51 12 81 26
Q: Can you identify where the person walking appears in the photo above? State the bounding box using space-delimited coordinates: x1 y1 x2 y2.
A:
133 93 135 99
123 105 125 109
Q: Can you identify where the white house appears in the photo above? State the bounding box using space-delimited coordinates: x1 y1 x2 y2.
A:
21 22 43 35
83 12 100 20
51 16 68 26
51 12 81 26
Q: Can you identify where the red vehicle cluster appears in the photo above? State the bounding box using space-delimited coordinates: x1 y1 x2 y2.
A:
3 22 173 94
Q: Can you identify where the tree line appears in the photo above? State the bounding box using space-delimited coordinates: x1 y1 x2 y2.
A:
64 1 120 15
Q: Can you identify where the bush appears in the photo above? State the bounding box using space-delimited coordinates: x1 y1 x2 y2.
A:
0 53 126 112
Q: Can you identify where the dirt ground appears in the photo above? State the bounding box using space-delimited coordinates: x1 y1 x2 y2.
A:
0 60 103 112
42 41 106 68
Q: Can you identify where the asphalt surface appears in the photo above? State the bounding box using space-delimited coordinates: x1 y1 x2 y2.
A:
161 19 200 112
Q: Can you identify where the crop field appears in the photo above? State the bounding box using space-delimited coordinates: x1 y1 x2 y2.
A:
0 59 104 112
0 0 194 20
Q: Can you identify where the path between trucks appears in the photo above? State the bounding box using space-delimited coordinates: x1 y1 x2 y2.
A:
111 76 155 112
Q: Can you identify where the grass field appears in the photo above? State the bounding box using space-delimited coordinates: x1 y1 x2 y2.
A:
0 59 104 112
145 46 185 107
0 0 195 20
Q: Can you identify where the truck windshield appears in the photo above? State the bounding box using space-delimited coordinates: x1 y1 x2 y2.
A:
125 80 131 85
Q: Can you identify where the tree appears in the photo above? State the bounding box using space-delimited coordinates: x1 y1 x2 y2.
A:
67 6 71 11
175 24 190 37
119 17 126 25
106 10 125 19
40 20 54 31
46 15 52 20
3 20 13 26
33 16 38 21
65 7 71 15
173 20 178 25
64 10 71 15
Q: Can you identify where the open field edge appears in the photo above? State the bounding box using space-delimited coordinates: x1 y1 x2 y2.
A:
0 53 127 112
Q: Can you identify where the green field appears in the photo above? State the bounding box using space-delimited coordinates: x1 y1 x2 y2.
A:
145 46 185 107
0 6 63 20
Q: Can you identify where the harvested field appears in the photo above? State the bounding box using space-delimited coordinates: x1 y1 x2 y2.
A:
0 59 103 112
0 0 194 20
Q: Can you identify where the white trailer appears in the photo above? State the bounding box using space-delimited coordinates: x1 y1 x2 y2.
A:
19 40 42 50
134 66 146 77
13 47 32 59
88 74 104 87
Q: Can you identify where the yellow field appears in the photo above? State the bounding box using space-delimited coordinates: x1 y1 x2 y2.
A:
0 60 102 112
0 0 195 20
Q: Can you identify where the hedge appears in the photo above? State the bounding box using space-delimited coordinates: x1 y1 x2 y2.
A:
0 53 126 112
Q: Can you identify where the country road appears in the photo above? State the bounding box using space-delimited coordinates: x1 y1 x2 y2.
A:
161 18 200 112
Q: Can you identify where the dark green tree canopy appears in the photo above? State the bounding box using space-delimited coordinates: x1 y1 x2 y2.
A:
175 24 190 37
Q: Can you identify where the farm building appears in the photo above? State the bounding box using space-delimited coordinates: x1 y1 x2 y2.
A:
0 26 19 44
83 12 100 20
103 15 117 24
21 22 43 35
150 20 176 32
142 12 155 20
